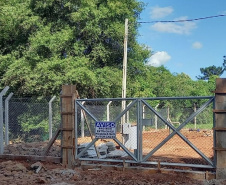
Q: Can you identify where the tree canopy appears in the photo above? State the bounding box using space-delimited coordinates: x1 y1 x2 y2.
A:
196 58 226 80
0 0 216 98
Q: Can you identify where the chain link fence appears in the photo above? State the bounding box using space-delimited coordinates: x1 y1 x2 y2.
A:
76 97 214 168
0 94 214 168
2 96 61 157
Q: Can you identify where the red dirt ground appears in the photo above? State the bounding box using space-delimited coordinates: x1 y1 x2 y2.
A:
0 159 213 185
1 129 218 184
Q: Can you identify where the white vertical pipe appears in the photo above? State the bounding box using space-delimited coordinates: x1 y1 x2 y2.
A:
49 96 56 140
142 105 145 131
107 101 112 121
155 104 159 130
142 105 145 119
194 103 197 129
0 86 9 154
5 93 13 145
81 101 85 138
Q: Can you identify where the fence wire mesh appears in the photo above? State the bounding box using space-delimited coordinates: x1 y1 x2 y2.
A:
76 97 214 168
3 97 61 157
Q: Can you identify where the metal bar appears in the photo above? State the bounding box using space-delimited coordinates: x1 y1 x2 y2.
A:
142 96 214 100
77 98 137 102
155 104 159 130
113 99 137 123
76 101 99 122
142 98 214 166
176 97 214 131
76 138 98 158
0 86 9 154
113 138 137 161
78 158 214 169
81 101 86 138
4 93 13 145
143 97 213 133
49 96 56 140
74 100 78 157
141 161 214 169
142 100 175 131
77 96 213 102
137 99 143 162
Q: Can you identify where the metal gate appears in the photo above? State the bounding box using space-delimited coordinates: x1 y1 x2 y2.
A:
75 96 215 169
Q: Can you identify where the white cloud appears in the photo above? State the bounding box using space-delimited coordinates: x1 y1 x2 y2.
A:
147 51 171 67
150 6 173 19
151 16 197 35
192 42 203 49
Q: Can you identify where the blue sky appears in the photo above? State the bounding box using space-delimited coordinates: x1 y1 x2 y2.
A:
138 0 226 80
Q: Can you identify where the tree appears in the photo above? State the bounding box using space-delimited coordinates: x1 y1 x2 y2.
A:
196 58 226 80
0 0 150 98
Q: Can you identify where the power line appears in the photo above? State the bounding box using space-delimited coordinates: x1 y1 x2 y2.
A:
138 14 226 24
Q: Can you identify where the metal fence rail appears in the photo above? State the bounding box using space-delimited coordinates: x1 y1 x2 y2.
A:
75 96 215 169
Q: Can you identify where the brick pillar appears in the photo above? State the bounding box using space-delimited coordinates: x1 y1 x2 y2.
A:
214 78 226 179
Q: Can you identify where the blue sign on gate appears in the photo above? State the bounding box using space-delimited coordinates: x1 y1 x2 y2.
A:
95 122 116 139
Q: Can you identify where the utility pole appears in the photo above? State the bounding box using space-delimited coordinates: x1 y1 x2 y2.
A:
122 18 128 124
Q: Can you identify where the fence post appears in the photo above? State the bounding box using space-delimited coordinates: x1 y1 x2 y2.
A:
214 78 226 179
155 104 159 130
0 86 9 154
61 85 78 168
49 96 56 140
194 103 197 129
5 92 13 145
107 101 112 122
80 101 86 138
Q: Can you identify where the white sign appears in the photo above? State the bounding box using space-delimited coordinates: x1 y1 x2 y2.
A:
95 122 116 139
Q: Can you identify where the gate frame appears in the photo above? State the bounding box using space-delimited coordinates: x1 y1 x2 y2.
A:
74 96 215 170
